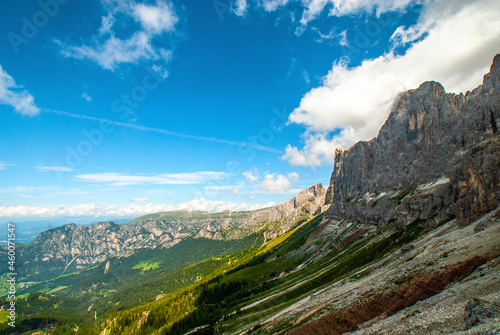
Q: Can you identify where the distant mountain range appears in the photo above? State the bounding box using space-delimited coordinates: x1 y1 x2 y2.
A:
2 183 327 282
0 217 134 245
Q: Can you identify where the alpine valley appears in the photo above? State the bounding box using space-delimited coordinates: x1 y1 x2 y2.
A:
1 55 500 334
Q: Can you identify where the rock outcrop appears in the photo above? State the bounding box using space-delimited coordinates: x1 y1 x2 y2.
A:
248 183 328 239
326 54 500 226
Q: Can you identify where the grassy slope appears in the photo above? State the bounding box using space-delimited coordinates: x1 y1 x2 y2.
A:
0 211 443 334
0 233 264 334
100 212 442 335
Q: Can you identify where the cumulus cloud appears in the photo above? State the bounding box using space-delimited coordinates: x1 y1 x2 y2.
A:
283 0 500 166
233 0 248 16
260 0 290 12
132 1 178 33
75 171 229 186
0 66 39 116
243 171 259 183
0 199 277 218
242 170 300 193
282 132 338 167
59 0 178 74
258 172 299 193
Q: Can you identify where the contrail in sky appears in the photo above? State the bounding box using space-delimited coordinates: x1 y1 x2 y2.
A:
42 108 284 154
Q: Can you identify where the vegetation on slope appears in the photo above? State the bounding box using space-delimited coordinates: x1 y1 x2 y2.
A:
0 211 445 334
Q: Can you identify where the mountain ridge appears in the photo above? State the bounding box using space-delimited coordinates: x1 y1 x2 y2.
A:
8 183 328 281
325 53 500 227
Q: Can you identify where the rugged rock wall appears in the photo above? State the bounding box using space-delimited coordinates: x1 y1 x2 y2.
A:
326 54 500 225
248 183 328 238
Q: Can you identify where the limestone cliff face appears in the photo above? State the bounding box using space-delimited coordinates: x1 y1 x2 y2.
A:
247 183 328 239
326 54 500 225
18 184 327 275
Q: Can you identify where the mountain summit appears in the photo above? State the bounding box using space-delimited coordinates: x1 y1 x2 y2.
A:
326 54 500 226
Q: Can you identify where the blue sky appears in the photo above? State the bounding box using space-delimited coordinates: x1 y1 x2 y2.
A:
0 0 499 221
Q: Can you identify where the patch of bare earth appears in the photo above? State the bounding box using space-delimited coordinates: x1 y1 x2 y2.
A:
288 255 494 335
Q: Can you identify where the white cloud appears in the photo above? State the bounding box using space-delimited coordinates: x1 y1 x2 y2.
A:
287 172 299 182
99 13 114 35
75 171 229 186
0 162 13 170
0 65 39 116
258 172 298 193
178 198 275 212
282 132 338 166
302 70 310 84
132 1 178 33
60 32 158 71
284 0 500 166
261 0 290 12
234 0 418 31
233 0 248 16
0 199 277 218
338 29 348 46
59 0 178 72
35 166 74 172
81 92 92 102
131 197 150 202
242 170 300 193
326 0 417 17
296 0 330 34
243 171 259 183
311 28 348 46
203 185 242 196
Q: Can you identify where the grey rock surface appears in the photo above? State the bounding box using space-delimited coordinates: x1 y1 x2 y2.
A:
326 54 500 226
464 298 500 329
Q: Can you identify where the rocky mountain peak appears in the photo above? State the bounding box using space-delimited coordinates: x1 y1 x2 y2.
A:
290 183 325 207
326 54 500 226
491 53 500 73
483 53 500 94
